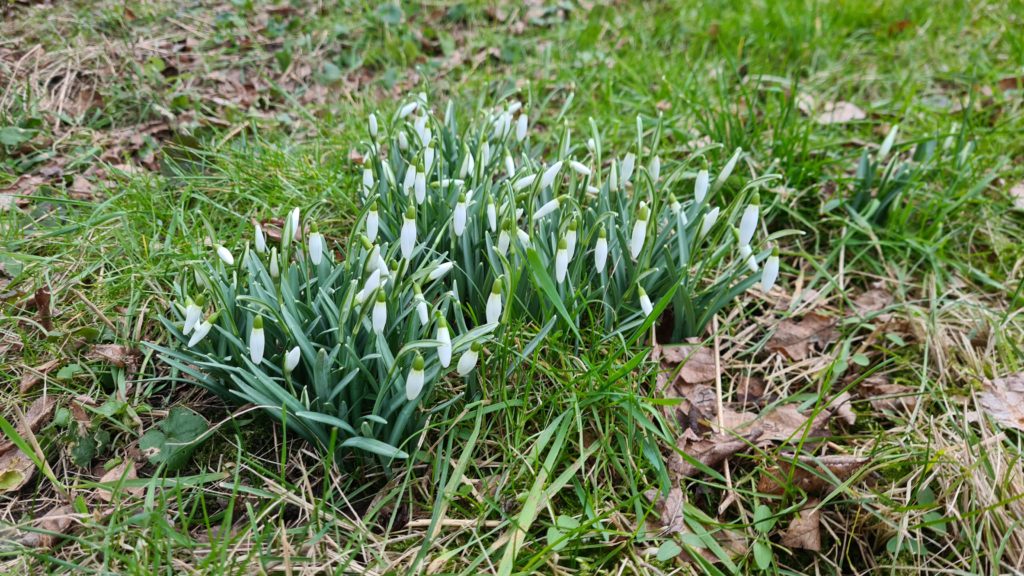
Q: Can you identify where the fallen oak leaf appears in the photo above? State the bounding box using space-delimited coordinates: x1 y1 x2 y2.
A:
14 505 76 549
857 374 918 413
96 460 144 502
978 374 1024 432
766 312 838 361
86 344 140 368
780 499 821 551
758 454 869 496
0 396 57 453
19 359 61 394
667 427 764 479
816 101 866 124
644 488 749 564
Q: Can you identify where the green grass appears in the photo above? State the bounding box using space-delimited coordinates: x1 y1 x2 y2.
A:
3 0 1024 574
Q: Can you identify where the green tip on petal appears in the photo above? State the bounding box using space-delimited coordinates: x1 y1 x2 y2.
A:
253 315 263 329
568 219 578 231
376 291 387 302
458 192 467 202
413 353 425 370
558 237 568 249
437 315 448 328
405 205 416 219
207 311 221 323
414 283 423 295
637 286 647 296
471 342 483 352
750 192 761 205
360 236 373 249
598 226 607 238
370 200 378 211
772 246 780 257
637 205 650 220
492 277 503 294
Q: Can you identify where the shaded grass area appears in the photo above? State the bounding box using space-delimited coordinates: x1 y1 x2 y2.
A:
3 0 1024 574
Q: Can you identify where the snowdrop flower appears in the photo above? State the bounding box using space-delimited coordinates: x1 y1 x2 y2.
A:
414 115 429 145
739 244 758 273
586 137 596 153
486 277 503 324
569 160 591 176
540 161 563 189
700 206 720 239
533 196 563 220
372 291 387 334
288 207 301 240
513 173 537 192
481 141 492 165
695 169 709 203
716 148 742 189
493 111 512 139
497 223 511 256
368 113 378 139
183 297 203 335
586 185 599 194
457 342 482 376
406 353 425 400
620 153 636 189
609 162 619 193
308 232 325 265
454 193 468 236
398 131 409 151
440 179 464 189
638 287 653 317
366 201 379 241
516 113 528 141
362 168 375 197
401 206 417 259
403 166 416 195
188 312 218 347
669 193 681 216
516 227 531 247
555 238 570 283
738 195 760 246
878 124 899 161
249 315 265 364
630 205 649 260
269 248 280 278
429 261 454 281
356 268 383 303
414 170 426 204
414 284 429 324
398 101 418 118
216 245 234 266
649 156 661 183
459 148 475 179
565 219 578 260
504 155 516 178
424 146 435 175
284 346 301 373
436 317 452 368
594 226 608 273
487 198 497 232
762 247 780 292
254 223 267 253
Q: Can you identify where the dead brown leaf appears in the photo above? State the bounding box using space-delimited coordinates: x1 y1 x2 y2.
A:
0 174 45 210
68 175 96 201
0 396 57 492
19 358 61 394
766 312 838 361
780 499 821 551
96 460 143 502
34 287 52 331
978 374 1024 431
853 288 894 316
758 454 869 495
858 374 918 413
816 101 866 125
997 76 1023 92
645 488 748 563
87 344 140 368
0 396 57 453
14 505 75 549
667 428 763 479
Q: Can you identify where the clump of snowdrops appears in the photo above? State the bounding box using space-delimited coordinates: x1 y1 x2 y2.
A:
153 94 787 465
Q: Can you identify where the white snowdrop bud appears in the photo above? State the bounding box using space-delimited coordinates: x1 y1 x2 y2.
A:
414 115 429 145
487 199 497 232
406 353 426 400
670 194 681 216
481 141 492 165
609 162 619 193
457 342 482 376
507 101 522 114
284 346 301 373
486 277 503 324
497 226 511 256
249 316 265 364
372 291 387 334
414 284 429 324
254 223 267 253
586 185 599 194
594 227 608 273
429 261 454 281
555 238 569 284
620 153 636 189
454 194 468 236
504 155 516 178
216 245 234 266
362 168 375 197
356 268 382 304
424 146 435 175
516 228 531 247
569 160 591 176
308 232 325 265
695 169 710 204
366 202 379 242
533 196 562 220
288 207 301 240
716 148 742 190
398 101 418 118
414 170 426 204
762 248 780 293
586 138 596 153
738 196 760 247
516 113 528 141
182 298 203 335
540 161 563 189
368 113 378 139
649 156 661 183
460 149 474 179
878 124 899 161
188 312 218 347
436 317 452 368
630 205 649 260
566 219 578 260
403 165 415 195
398 130 409 151
700 206 720 239
739 244 758 273
401 206 417 259
638 287 653 317
513 173 537 192
269 248 280 278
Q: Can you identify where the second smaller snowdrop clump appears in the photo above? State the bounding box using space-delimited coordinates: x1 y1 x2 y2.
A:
152 206 495 463
358 94 787 342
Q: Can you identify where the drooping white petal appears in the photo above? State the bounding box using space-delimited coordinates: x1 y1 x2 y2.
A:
437 325 452 368
457 347 479 376
424 147 435 175
532 197 560 220
216 245 234 266
566 228 577 260
414 171 426 204
398 131 409 150
254 223 267 253
398 101 418 118
403 166 416 195
630 220 647 260
700 206 720 238
250 327 265 364
762 253 780 292
504 155 516 178
717 148 742 188
555 248 569 283
739 244 758 273
513 173 537 192
738 204 759 246
188 320 213 347
429 262 454 281
368 113 378 138
594 237 608 273
362 168 375 196
540 161 563 189
486 287 502 324
620 153 636 188
183 303 201 335
288 208 301 240
515 114 528 141
569 161 591 176
454 201 467 236
516 228 530 247
416 300 429 325
406 365 425 400
695 169 710 203
372 298 387 334
356 269 382 303
639 289 653 317
308 233 324 265
487 201 497 232
284 346 301 372
401 216 417 259
497 230 510 255
367 209 379 242
649 156 661 183
460 151 474 179
481 141 492 165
